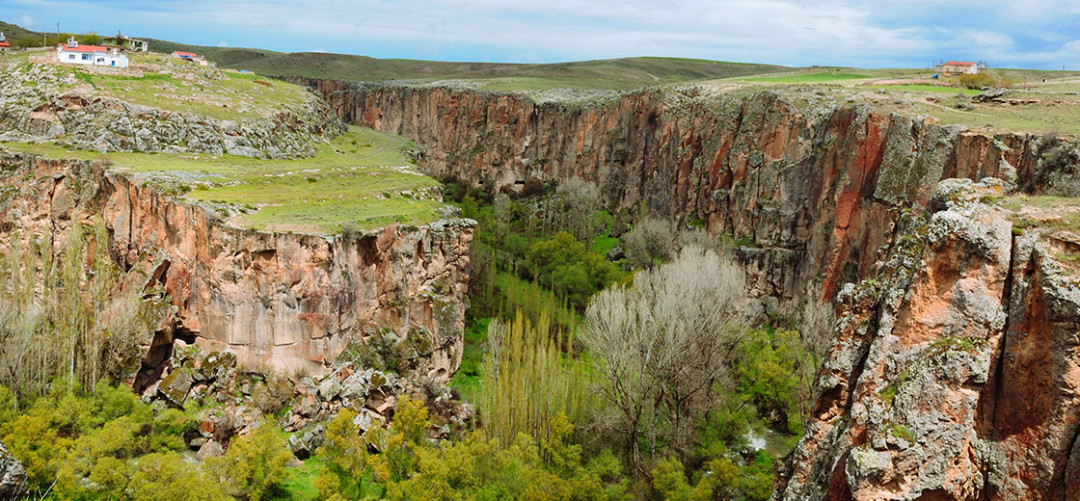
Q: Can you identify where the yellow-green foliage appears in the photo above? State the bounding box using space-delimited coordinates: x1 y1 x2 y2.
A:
314 409 381 500
735 328 818 435
479 310 593 448
205 422 293 501
0 219 171 402
383 420 628 501
0 382 207 498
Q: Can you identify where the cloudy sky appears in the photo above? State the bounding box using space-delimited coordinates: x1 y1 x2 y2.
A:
4 0 1080 69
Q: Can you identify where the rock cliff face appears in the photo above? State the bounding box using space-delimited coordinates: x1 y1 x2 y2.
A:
294 79 1080 499
0 152 473 382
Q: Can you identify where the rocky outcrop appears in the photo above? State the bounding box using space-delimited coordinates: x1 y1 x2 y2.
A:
0 63 344 158
292 80 1080 499
0 440 26 499
0 152 473 381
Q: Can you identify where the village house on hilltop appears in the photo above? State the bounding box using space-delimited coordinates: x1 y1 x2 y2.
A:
171 50 209 66
940 61 978 75
56 36 129 68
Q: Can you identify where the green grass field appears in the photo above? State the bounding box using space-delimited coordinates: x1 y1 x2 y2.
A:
744 72 872 83
1 126 449 235
866 84 982 95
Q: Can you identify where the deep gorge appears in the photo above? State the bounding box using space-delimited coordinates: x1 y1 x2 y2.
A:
292 78 1080 500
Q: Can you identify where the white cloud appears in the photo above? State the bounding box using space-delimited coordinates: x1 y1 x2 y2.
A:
4 0 1079 68
217 40 228 47
18 15 34 27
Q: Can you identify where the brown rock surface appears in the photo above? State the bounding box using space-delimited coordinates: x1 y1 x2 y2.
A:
289 80 1080 499
0 152 473 380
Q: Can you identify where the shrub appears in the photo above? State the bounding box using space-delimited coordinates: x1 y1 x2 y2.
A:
205 422 292 501
955 73 996 89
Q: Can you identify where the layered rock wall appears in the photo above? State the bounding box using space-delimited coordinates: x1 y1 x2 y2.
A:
0 152 473 381
293 79 1080 499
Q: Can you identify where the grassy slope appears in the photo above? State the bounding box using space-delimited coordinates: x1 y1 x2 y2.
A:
0 51 310 121
142 37 788 90
1 126 446 234
0 21 41 42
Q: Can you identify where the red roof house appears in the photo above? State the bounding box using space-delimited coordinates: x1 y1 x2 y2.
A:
941 61 979 75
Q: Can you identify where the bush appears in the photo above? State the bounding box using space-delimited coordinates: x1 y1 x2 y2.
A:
955 73 995 89
621 217 677 268
524 232 623 310
205 422 292 501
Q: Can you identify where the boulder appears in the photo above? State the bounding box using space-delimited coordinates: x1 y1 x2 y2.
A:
605 246 625 261
288 426 325 460
0 440 26 499
197 440 225 460
158 369 193 407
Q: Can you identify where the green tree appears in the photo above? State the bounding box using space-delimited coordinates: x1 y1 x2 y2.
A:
318 408 371 500
206 422 292 500
366 395 430 483
524 232 622 309
80 32 101 45
737 328 812 434
480 311 591 448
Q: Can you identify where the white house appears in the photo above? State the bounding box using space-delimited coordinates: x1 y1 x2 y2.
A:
56 37 129 68
941 61 978 75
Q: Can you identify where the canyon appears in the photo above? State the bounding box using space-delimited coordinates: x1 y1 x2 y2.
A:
0 63 1077 498
291 79 1080 499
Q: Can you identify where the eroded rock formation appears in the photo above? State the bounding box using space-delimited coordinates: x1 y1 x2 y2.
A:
293 79 1080 499
0 152 473 381
0 63 343 158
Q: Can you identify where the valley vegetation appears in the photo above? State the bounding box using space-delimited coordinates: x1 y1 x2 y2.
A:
0 178 824 500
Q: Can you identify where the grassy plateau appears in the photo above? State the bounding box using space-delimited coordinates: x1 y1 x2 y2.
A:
2 126 448 235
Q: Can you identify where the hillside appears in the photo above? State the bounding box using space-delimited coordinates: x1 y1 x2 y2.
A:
0 18 789 91
0 46 450 235
147 38 789 90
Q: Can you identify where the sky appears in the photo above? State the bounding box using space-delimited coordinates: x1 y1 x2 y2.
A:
4 0 1080 69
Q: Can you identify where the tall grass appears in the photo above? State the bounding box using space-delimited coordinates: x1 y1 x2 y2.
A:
479 310 592 448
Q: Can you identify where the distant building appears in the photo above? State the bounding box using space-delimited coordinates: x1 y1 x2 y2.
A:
171 50 209 66
0 32 10 52
941 61 978 75
126 38 148 52
57 37 129 68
